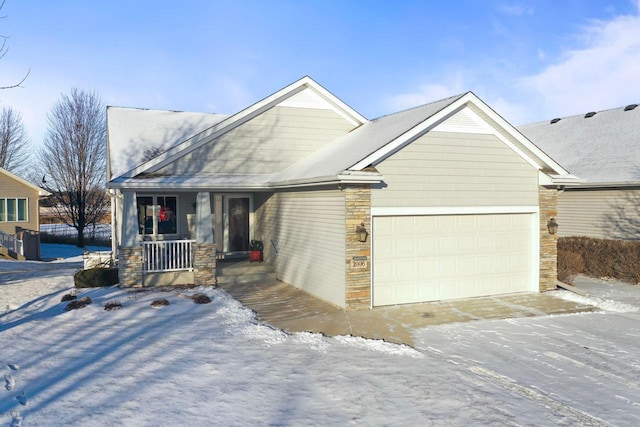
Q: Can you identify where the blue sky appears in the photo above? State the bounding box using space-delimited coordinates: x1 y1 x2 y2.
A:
1 0 640 147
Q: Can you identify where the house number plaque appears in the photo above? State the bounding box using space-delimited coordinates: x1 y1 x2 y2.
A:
351 256 368 269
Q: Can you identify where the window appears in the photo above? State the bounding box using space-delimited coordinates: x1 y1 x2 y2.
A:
137 195 177 235
0 198 28 222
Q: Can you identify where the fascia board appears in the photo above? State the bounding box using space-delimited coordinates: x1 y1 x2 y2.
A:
464 108 543 170
270 172 382 189
107 180 272 191
565 180 640 189
348 93 473 171
538 171 584 186
301 77 368 126
349 92 573 177
121 84 307 178
121 76 368 179
473 97 572 176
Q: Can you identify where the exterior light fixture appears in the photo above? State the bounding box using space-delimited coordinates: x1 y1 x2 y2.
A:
547 217 559 235
355 222 368 242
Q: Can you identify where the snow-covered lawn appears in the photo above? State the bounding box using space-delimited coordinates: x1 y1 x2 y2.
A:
2 255 640 425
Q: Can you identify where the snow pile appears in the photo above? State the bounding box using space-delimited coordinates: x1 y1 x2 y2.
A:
550 289 639 313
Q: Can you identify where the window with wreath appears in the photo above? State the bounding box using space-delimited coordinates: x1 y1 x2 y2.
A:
136 195 177 235
0 198 28 222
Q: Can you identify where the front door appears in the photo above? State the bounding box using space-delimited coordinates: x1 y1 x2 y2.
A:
224 195 253 253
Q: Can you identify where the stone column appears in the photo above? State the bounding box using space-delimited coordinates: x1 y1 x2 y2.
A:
118 191 143 287
539 186 558 291
344 184 372 310
194 192 216 286
193 243 217 286
118 247 143 287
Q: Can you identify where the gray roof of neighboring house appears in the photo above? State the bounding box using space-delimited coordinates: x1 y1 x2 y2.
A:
107 107 229 180
518 104 640 185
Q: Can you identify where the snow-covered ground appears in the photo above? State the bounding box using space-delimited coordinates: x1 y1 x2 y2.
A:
1 253 640 425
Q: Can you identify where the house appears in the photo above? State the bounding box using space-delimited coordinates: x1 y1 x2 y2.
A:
0 167 50 260
107 76 580 309
518 104 640 240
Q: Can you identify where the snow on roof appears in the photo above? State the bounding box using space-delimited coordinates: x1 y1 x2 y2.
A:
107 107 229 180
271 94 466 185
518 105 640 185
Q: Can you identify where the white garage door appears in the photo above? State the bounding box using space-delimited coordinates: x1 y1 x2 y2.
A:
373 213 534 306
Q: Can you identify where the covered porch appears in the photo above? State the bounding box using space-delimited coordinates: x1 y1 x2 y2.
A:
114 190 261 287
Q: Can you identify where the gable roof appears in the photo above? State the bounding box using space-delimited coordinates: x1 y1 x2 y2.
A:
113 76 367 181
0 167 50 197
271 91 578 187
107 78 579 190
518 104 640 186
107 107 229 180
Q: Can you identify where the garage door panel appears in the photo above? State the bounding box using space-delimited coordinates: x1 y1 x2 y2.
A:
373 213 534 306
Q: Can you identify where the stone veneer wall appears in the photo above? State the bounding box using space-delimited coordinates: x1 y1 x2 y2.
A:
539 186 558 291
118 246 143 287
345 184 372 310
193 243 217 286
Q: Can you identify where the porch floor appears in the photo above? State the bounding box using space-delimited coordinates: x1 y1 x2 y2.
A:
216 266 597 347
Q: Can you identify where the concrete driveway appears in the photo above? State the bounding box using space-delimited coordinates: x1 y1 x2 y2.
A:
218 278 596 346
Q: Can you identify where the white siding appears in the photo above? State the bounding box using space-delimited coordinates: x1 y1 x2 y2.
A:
255 188 346 307
156 106 355 175
558 189 640 240
371 131 539 208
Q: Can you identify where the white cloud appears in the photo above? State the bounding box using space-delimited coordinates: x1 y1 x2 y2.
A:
519 1 640 120
497 3 534 16
388 73 466 112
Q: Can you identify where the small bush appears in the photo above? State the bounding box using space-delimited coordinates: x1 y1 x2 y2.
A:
151 298 170 307
61 293 77 302
74 267 119 288
192 293 212 304
559 236 640 284
104 300 123 311
65 296 92 311
557 250 584 285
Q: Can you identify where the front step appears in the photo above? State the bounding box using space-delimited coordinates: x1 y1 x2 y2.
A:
217 260 276 285
0 246 24 261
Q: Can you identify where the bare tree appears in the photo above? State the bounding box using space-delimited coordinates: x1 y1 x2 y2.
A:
39 88 107 247
0 106 29 172
0 0 30 90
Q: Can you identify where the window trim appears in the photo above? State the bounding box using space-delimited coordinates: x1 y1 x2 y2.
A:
0 197 29 222
136 194 179 238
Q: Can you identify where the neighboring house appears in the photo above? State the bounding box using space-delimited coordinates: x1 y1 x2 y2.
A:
0 167 50 260
107 76 579 309
518 104 640 240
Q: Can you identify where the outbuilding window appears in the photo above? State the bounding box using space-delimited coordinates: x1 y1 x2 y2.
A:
0 198 28 222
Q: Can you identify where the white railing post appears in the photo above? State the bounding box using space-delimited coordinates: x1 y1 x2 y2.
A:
0 230 23 256
142 240 195 273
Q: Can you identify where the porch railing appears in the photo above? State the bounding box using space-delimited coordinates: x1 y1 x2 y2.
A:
0 230 23 257
142 239 194 273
